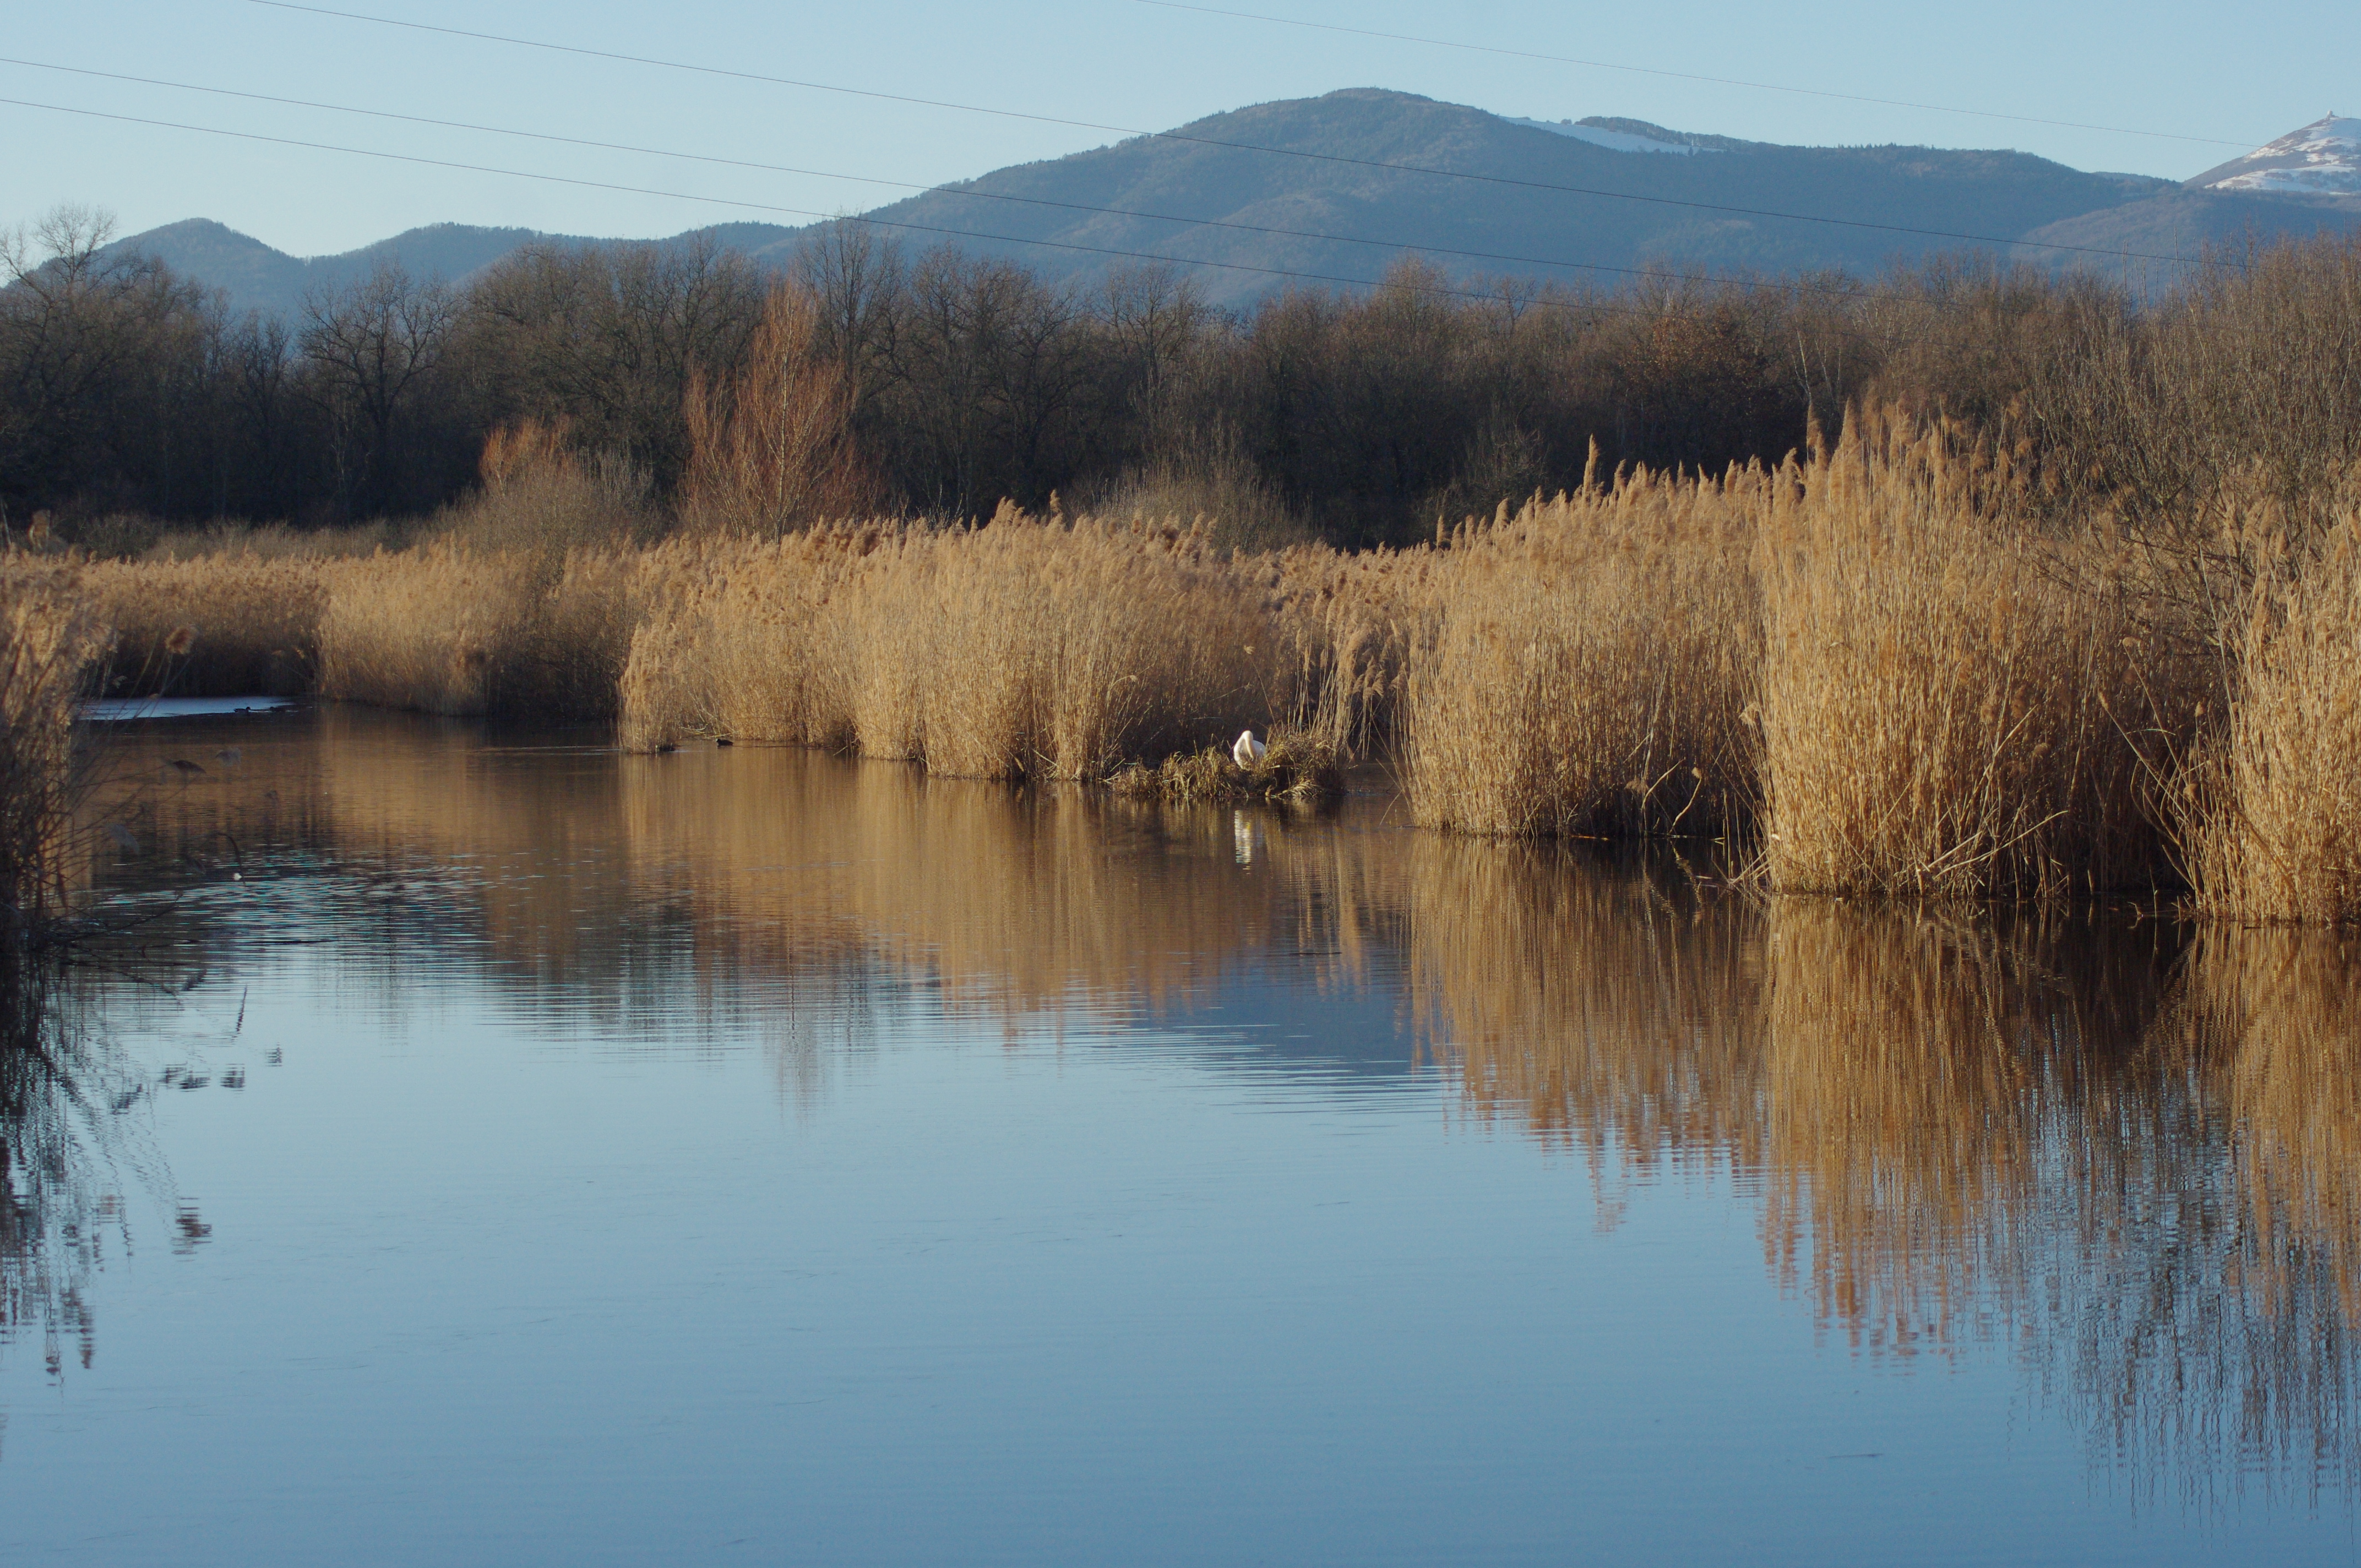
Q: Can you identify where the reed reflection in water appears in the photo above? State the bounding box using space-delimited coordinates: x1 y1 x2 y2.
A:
0 968 198 1396
65 706 2361 1512
1406 840 2361 1509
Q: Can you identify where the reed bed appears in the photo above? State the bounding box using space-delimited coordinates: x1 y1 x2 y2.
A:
78 552 334 697
43 398 2361 913
1402 465 1759 838
1756 415 2193 897
317 543 656 721
2186 513 2361 921
622 510 1293 778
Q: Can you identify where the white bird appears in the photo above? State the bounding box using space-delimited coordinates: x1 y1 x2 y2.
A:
1232 728 1267 769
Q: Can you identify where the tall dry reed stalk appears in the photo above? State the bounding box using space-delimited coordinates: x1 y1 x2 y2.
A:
1757 412 2186 896
0 563 107 940
1403 462 1760 837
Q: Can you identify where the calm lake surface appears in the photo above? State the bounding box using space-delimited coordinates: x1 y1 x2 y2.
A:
7 705 2361 1564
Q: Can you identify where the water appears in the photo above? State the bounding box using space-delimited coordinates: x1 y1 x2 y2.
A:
6 706 2361 1564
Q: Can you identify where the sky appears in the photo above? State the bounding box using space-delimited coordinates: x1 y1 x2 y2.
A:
3 0 2353 258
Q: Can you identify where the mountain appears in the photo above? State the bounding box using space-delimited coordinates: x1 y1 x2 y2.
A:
844 90 2173 301
102 92 2361 317
2008 115 2361 267
2189 114 2361 195
102 218 610 322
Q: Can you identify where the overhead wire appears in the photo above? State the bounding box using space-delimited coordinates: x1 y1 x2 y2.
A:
243 0 2209 266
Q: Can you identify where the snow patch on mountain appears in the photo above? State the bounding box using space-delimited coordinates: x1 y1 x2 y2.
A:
1502 117 1708 155
2195 115 2361 196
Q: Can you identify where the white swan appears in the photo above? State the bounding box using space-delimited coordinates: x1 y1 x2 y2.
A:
1232 729 1267 769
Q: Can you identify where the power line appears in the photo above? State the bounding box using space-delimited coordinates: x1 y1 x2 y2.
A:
0 95 1923 346
244 0 2205 266
0 55 1902 306
1128 0 2254 150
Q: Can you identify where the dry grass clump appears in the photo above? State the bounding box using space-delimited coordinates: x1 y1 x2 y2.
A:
439 420 664 558
2185 513 2361 921
0 563 107 938
1076 423 1310 553
1757 412 2188 897
1107 729 1341 803
1403 462 1759 838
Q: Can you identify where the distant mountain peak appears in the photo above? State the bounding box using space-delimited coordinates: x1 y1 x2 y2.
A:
2190 114 2361 196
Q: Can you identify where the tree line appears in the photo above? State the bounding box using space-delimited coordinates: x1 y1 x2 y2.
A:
5 204 2357 549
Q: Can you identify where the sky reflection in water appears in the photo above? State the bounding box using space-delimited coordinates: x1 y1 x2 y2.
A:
4 707 2361 1564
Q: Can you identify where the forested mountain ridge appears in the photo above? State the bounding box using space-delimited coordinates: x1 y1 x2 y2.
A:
98 87 2257 317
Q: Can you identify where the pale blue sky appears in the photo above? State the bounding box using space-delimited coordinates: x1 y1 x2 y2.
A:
4 0 2351 257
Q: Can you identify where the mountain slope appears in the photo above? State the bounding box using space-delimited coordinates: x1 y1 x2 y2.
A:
2013 188 2361 268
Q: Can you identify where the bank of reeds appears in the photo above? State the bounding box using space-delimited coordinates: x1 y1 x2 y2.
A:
78 552 331 697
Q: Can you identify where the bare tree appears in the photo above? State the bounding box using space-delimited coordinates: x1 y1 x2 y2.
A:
299 261 456 516
792 219 905 423
0 208 149 506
